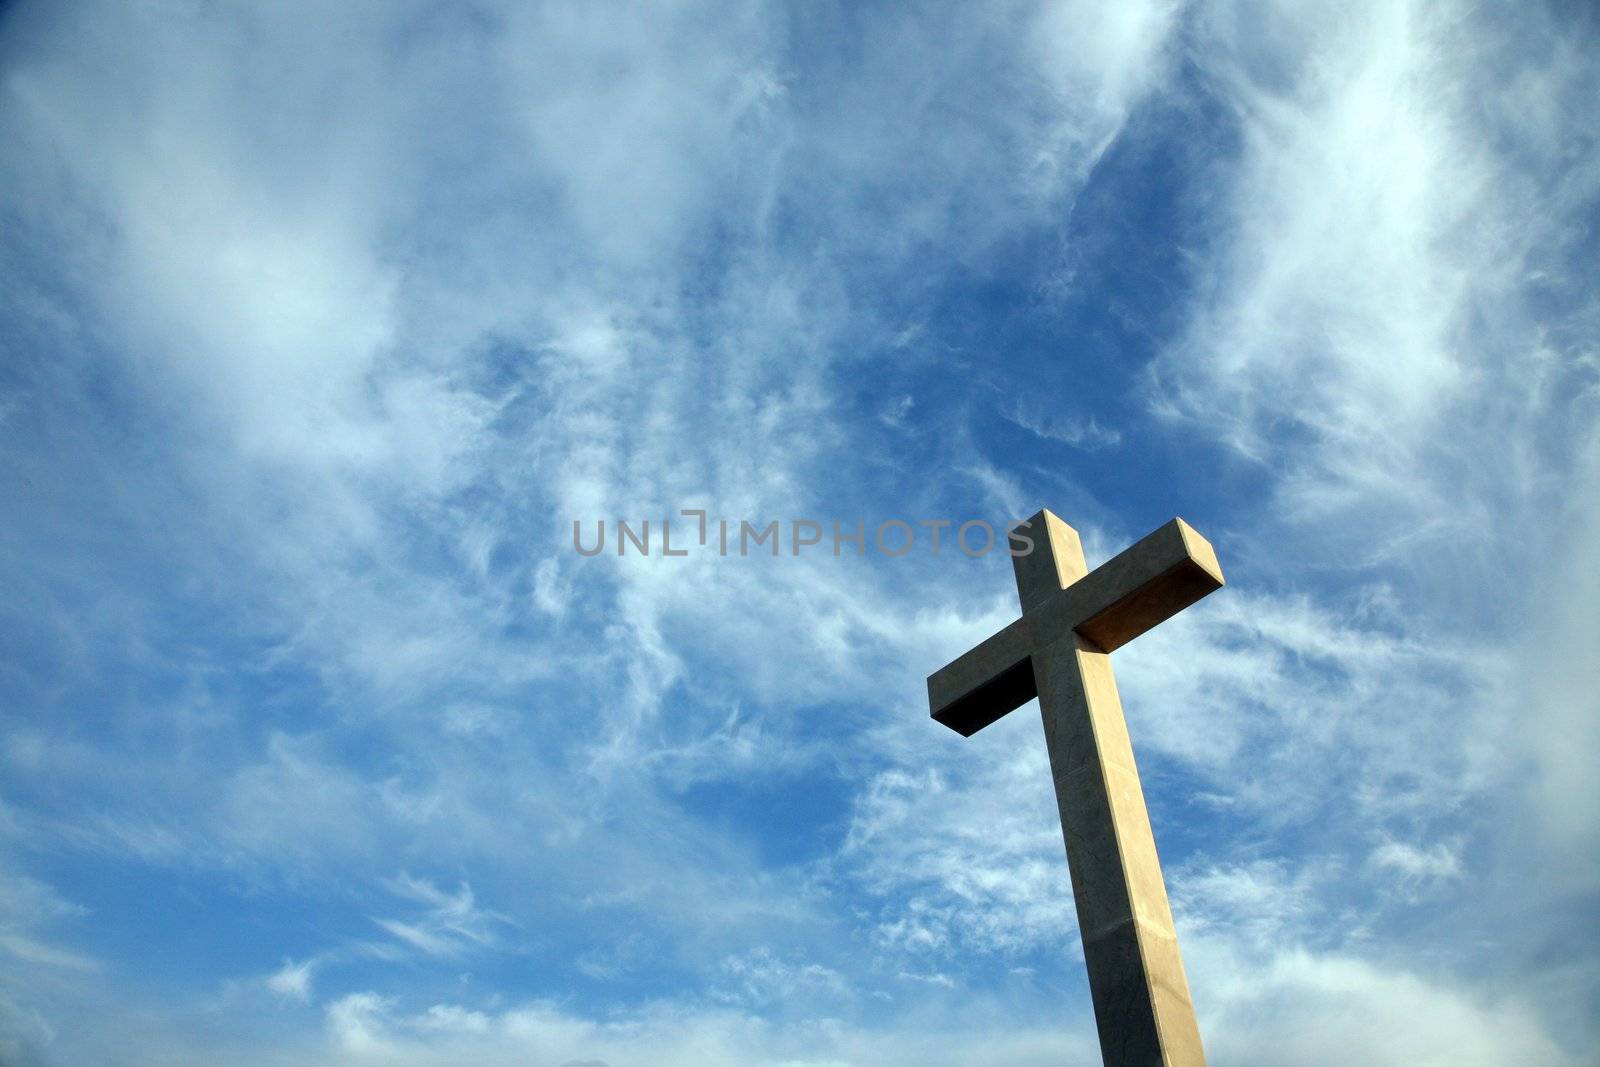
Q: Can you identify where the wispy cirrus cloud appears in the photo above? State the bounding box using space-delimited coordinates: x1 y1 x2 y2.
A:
0 0 1595 1064
369 875 512 959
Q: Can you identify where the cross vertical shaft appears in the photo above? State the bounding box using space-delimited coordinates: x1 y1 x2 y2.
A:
928 510 1223 1066
1021 522 1204 1066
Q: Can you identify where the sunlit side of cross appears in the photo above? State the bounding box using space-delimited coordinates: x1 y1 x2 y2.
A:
928 510 1224 1067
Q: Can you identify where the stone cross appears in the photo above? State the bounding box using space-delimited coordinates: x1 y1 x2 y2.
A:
927 510 1224 1067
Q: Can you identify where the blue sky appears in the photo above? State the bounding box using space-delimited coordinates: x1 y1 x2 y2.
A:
1 1 1597 1064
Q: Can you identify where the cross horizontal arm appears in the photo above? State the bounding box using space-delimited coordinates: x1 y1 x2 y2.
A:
928 518 1224 739
928 615 1034 737
1042 517 1224 654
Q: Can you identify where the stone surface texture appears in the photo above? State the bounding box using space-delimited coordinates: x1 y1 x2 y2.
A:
927 510 1223 1067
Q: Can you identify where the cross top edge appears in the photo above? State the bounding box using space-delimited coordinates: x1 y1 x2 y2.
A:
1010 509 1088 614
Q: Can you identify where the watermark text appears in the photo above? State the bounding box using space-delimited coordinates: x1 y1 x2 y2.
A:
571 510 1039 559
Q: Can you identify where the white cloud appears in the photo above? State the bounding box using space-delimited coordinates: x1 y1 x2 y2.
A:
1143 0 1600 1051
1368 839 1461 885
306 994 1102 1067
0 0 1594 1063
0 872 94 1065
1173 859 1331 950
1517 437 1600 857
840 735 1079 959
713 948 849 1008
327 991 395 1055
1195 942 1584 1067
501 3 783 267
0 872 94 973
265 958 318 1004
1158 0 1599 579
1002 401 1123 450
1031 0 1182 180
370 876 509 959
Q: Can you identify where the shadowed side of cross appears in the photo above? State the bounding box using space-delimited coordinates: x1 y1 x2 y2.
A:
927 510 1224 1067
